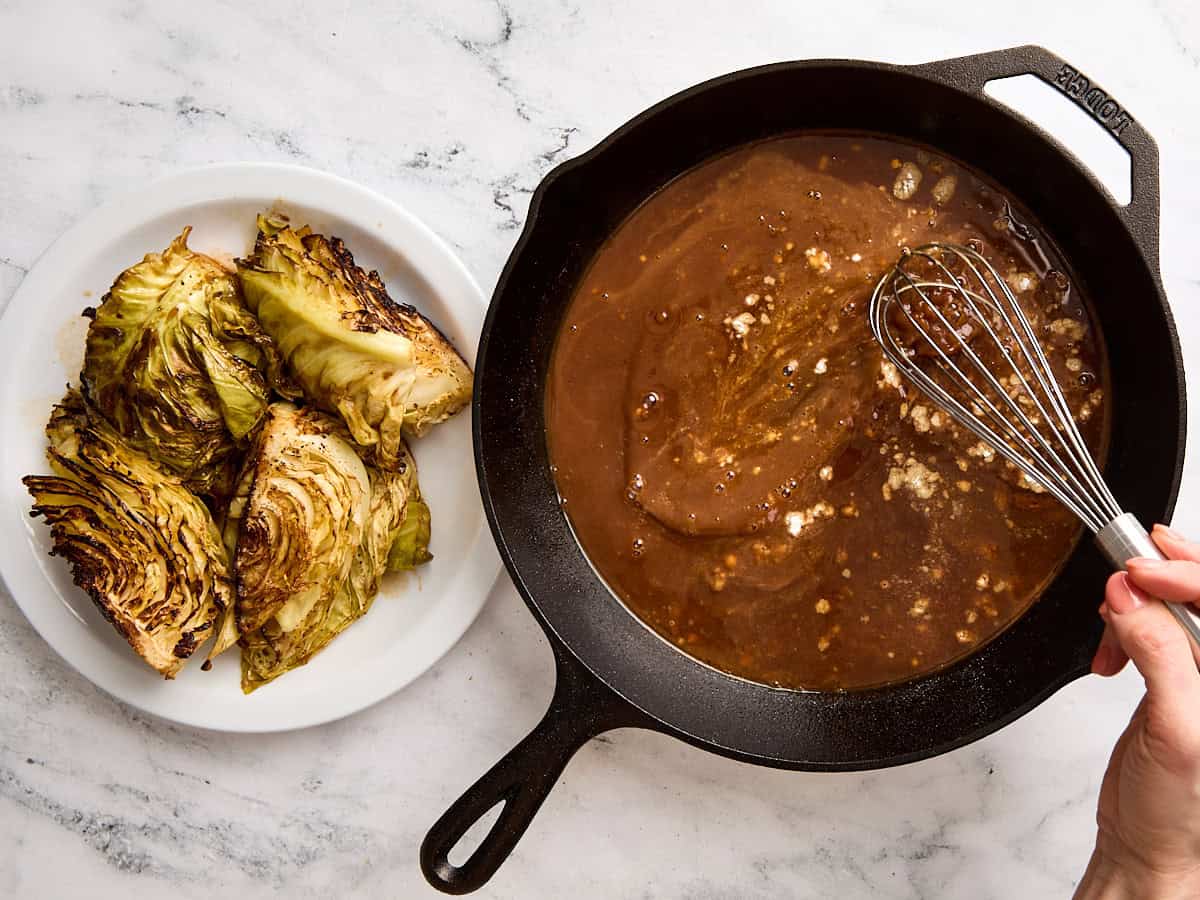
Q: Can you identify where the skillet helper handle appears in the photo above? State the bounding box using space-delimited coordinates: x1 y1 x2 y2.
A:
914 45 1161 262
1096 513 1200 647
421 647 641 894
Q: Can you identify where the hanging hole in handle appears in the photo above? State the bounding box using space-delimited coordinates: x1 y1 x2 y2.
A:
984 74 1132 206
446 799 507 868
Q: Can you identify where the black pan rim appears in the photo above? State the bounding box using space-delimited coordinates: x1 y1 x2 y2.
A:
472 47 1186 769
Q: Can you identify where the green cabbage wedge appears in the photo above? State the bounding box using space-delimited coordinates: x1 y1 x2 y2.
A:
22 392 233 678
236 425 431 691
81 227 293 498
225 403 371 640
236 215 472 469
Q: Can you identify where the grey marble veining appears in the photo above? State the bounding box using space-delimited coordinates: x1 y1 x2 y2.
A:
2 1 1199 897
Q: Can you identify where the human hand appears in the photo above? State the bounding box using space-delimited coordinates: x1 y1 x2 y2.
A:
1075 525 1200 899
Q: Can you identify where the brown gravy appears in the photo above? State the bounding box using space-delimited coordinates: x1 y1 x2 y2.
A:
546 134 1108 690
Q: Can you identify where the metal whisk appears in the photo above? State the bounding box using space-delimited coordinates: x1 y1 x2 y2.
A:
868 242 1200 646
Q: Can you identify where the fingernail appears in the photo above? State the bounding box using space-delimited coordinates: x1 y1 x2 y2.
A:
1154 523 1186 542
1092 645 1113 675
1109 573 1148 614
1128 557 1168 570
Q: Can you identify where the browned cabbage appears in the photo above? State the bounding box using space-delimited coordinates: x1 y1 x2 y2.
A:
22 392 233 677
80 227 294 498
226 402 371 637
233 426 430 692
26 219 446 690
236 215 472 469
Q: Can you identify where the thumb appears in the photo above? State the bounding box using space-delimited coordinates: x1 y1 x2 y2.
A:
1104 572 1200 728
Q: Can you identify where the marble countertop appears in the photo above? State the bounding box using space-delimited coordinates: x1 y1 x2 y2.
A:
2 1 1199 897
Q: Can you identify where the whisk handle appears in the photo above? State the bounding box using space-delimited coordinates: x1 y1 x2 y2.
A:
1096 513 1200 647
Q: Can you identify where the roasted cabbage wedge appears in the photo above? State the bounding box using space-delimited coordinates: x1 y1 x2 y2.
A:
26 219 446 691
225 402 371 638
22 391 232 678
238 437 431 691
237 215 472 468
81 227 294 498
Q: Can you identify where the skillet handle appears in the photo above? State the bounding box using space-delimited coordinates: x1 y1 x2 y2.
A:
913 45 1160 267
420 645 645 894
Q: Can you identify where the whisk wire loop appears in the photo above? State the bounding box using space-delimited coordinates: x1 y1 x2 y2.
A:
909 248 1112 526
954 249 1116 516
869 242 1121 534
868 241 1200 648
892 256 1095 516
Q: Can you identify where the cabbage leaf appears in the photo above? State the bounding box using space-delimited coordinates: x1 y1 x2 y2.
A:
237 215 472 469
22 391 233 678
226 402 370 637
238 434 429 691
81 227 293 498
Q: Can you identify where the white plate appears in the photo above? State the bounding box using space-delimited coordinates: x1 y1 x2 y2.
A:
0 163 500 732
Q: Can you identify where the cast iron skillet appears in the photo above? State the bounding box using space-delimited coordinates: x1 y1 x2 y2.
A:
422 45 1186 894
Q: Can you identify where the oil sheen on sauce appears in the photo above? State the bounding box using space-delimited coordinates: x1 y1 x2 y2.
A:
545 134 1108 691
